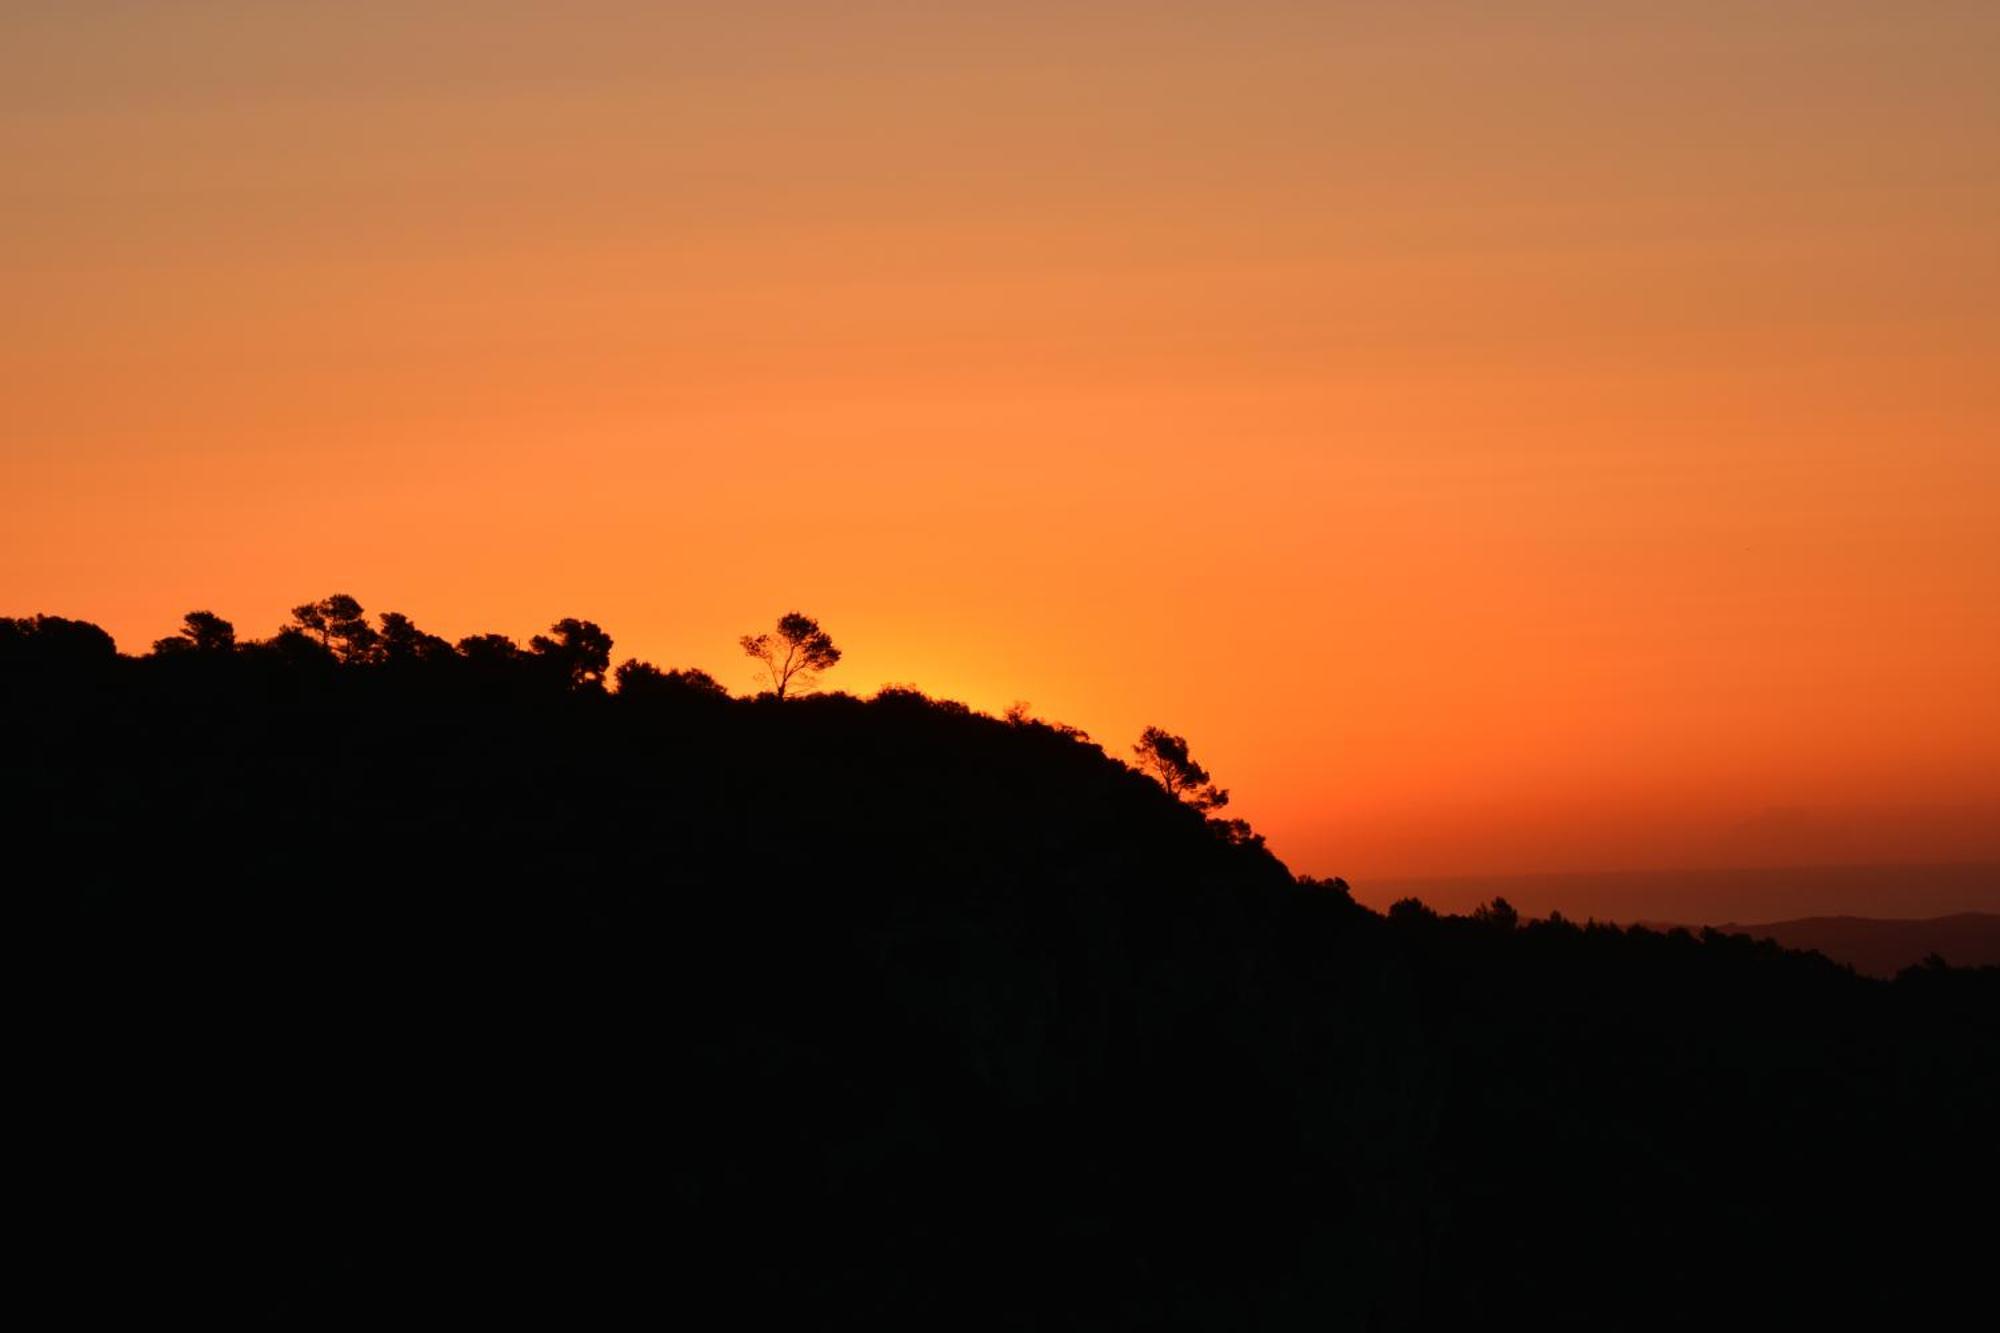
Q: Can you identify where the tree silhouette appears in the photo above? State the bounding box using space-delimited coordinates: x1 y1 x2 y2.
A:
378 612 454 664
1132 725 1230 812
530 618 613 691
289 594 380 664
740 611 841 698
152 610 235 655
455 632 524 667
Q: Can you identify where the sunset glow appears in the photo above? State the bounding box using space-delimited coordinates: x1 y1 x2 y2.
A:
6 3 1997 896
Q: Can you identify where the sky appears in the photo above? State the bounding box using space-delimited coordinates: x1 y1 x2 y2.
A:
5 3 1997 904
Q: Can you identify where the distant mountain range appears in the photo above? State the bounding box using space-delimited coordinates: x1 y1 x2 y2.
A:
1683 913 2000 978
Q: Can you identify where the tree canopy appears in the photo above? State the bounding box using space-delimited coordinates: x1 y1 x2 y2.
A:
152 610 235 655
530 617 614 691
740 610 841 698
289 593 379 663
1132 725 1230 812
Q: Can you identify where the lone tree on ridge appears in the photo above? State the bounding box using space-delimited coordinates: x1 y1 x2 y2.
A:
1132 725 1230 812
740 611 841 699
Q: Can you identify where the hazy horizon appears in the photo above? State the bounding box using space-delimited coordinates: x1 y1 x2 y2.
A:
1357 859 2000 923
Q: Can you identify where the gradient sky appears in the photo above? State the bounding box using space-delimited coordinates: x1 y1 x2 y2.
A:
5 3 1997 894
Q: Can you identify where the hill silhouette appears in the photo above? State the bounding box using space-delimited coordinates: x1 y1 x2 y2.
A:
11 604 1998 1327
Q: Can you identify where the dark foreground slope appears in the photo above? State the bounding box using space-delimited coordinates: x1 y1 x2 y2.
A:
11 625 1997 1328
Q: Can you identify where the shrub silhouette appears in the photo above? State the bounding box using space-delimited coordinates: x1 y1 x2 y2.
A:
0 612 117 671
614 658 728 699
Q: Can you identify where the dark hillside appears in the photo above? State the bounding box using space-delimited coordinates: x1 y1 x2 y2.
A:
1702 912 2000 977
10 610 1997 1327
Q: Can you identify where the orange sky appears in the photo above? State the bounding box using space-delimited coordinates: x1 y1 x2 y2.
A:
5 3 1998 891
